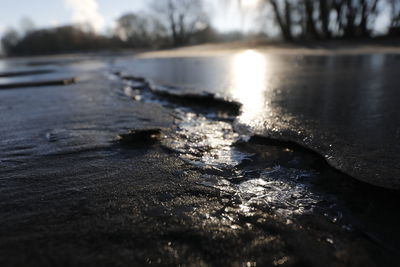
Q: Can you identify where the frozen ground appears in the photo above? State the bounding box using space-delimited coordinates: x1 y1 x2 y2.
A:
0 49 399 266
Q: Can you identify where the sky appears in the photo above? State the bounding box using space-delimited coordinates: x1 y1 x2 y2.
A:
0 0 146 34
0 0 259 37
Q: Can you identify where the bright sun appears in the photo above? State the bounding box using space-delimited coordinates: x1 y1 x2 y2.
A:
241 0 260 8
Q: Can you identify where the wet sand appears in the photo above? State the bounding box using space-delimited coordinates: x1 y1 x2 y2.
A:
0 51 399 266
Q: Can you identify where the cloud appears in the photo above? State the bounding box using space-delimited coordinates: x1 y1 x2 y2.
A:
64 0 105 32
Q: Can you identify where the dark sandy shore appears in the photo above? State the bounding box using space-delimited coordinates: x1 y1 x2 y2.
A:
0 51 399 266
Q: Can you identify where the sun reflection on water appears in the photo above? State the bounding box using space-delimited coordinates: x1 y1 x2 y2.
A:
230 50 270 128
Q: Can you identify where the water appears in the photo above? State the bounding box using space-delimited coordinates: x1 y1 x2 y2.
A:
113 50 400 189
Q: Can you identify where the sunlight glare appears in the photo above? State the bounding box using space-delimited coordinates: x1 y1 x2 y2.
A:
231 50 268 126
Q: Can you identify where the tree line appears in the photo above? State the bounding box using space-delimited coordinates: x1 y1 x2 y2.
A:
1 0 399 56
264 0 400 41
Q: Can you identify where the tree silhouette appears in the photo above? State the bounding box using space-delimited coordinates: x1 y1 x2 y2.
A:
264 0 392 41
150 0 209 46
115 13 167 48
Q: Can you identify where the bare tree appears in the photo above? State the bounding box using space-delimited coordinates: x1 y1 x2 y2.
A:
115 13 167 47
267 0 295 41
150 0 208 46
318 0 333 38
264 0 385 40
387 0 400 35
303 0 320 39
341 0 380 37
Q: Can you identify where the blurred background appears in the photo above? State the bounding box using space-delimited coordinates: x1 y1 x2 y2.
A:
0 0 399 56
